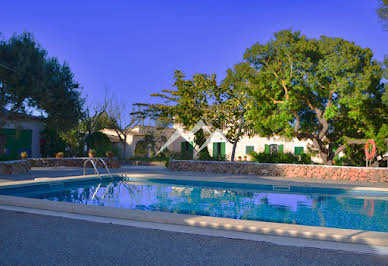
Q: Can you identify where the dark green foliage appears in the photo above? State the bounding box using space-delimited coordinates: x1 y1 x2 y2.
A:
244 30 387 165
250 152 312 164
134 140 147 157
0 32 84 130
40 128 66 158
85 132 113 157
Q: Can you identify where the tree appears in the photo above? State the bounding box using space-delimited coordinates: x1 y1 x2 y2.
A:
139 69 256 161
0 32 84 130
139 70 221 158
79 100 109 151
377 0 388 30
221 63 255 161
244 30 387 165
106 96 139 159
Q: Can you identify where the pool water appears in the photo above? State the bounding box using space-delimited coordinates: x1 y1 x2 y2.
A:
1 177 388 232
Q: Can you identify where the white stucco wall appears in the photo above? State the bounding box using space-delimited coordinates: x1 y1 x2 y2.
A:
101 125 321 162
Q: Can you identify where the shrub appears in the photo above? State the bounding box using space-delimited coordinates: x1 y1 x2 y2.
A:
86 132 113 157
250 152 311 164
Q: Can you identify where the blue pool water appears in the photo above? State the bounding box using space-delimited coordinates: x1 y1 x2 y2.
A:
1 177 388 232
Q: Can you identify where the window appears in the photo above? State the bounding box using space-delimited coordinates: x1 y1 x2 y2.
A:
265 144 284 154
246 146 254 154
294 146 304 155
269 144 278 154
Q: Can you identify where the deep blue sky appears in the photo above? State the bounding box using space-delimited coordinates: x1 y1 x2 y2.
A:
2 0 387 108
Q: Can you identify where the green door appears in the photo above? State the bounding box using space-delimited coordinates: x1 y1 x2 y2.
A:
213 142 225 158
0 128 32 160
220 142 226 157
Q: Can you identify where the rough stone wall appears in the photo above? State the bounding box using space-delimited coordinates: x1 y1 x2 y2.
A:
126 160 166 166
0 160 30 176
28 158 121 169
168 160 388 183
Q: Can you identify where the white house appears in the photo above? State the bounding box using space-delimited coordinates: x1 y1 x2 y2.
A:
102 124 320 162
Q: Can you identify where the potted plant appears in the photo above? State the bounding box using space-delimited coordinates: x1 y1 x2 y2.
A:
56 152 64 158
88 149 96 158
20 151 28 159
105 151 114 158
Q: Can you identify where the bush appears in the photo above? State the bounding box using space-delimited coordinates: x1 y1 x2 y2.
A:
86 132 113 157
250 152 311 164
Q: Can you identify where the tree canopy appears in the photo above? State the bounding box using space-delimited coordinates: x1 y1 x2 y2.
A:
0 32 84 130
377 0 388 30
244 30 387 165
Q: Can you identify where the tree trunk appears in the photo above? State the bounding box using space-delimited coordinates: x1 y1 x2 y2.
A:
231 113 245 162
122 135 127 159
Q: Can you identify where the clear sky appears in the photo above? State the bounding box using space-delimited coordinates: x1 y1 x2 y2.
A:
1 0 387 108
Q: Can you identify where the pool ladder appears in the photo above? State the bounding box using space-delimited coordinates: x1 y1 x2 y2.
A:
83 158 114 181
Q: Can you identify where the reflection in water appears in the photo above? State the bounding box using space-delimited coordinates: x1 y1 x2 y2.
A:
23 181 388 232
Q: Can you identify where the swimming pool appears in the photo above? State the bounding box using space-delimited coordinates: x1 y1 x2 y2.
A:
1 176 388 232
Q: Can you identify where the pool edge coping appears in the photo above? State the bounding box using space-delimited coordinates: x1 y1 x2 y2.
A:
1 172 388 192
0 194 387 247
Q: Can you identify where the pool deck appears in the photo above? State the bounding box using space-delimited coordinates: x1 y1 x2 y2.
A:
1 165 388 256
2 209 387 265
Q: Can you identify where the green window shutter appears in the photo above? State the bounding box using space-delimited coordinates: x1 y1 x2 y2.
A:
294 146 304 155
264 144 270 154
181 142 185 153
213 142 218 157
221 142 226 157
189 141 194 153
246 146 254 154
278 144 284 154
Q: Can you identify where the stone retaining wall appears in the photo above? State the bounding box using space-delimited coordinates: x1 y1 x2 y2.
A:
0 160 30 176
126 160 166 166
168 160 388 183
28 157 121 169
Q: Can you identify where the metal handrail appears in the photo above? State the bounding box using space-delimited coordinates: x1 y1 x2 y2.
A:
83 158 114 181
96 158 114 181
83 158 102 181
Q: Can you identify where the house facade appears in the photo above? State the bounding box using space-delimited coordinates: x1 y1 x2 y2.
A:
0 115 45 159
102 124 320 162
172 124 320 162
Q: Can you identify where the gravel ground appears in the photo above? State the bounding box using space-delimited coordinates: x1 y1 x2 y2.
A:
0 209 387 266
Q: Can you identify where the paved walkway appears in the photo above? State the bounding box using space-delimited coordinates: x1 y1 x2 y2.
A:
0 209 387 266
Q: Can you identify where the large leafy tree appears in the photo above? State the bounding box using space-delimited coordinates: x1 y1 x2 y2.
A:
140 70 221 158
244 30 387 165
377 0 388 30
0 32 84 130
140 69 255 161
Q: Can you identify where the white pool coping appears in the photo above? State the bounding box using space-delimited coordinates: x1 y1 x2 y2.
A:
0 174 388 248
